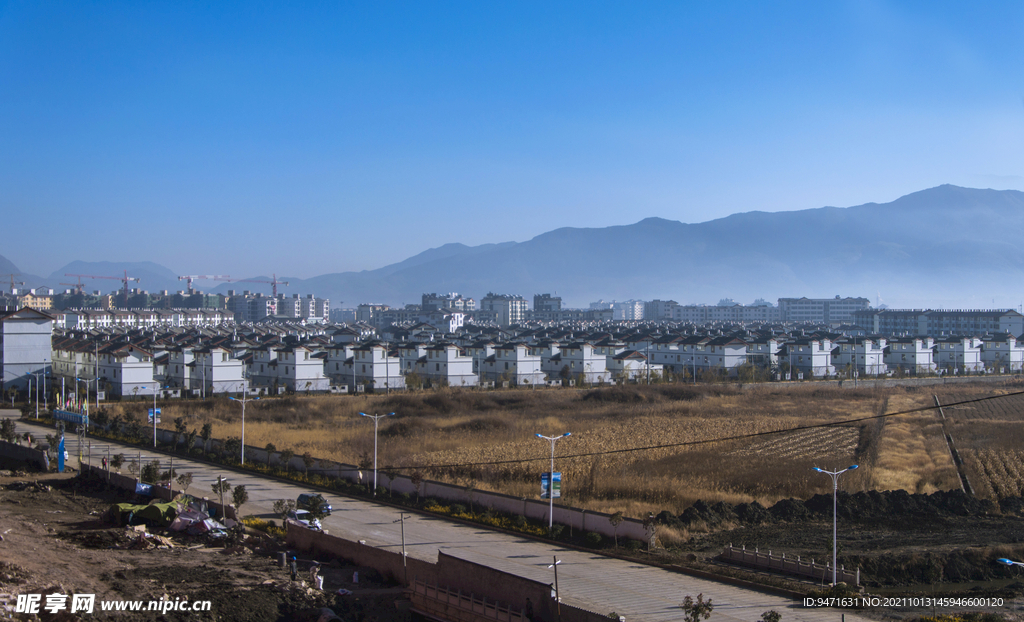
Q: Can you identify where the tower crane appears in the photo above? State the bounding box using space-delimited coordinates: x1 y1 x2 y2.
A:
229 273 290 297
65 271 139 309
177 275 231 295
4 274 25 294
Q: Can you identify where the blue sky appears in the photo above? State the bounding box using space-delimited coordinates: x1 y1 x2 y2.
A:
1 1 1022 279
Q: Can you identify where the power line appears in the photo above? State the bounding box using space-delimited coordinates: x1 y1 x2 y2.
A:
385 388 1024 472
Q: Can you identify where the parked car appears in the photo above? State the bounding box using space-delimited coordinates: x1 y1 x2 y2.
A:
286 509 322 531
296 493 332 516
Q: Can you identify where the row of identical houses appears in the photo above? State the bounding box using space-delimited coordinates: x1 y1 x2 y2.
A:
45 325 1024 399
8 303 1024 395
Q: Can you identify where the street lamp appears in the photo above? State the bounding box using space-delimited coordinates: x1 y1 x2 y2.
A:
813 464 858 585
229 378 259 465
141 385 171 446
359 412 394 495
998 558 1024 568
536 432 571 529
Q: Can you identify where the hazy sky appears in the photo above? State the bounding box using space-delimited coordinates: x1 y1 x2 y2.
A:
2 2 1022 279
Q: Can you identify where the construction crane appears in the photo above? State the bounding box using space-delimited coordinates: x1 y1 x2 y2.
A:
177 275 231 295
230 273 290 297
65 271 140 308
4 274 25 294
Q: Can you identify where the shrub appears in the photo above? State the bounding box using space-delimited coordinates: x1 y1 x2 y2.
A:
586 531 603 546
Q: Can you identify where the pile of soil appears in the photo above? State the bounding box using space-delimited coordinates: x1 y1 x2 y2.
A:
655 491 1024 590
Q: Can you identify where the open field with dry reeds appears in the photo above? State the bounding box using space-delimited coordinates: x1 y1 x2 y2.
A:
102 380 1024 518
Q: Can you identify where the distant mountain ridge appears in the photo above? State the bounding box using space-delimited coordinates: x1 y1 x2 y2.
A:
5 185 1024 308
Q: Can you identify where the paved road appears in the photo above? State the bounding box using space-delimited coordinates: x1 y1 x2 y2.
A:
2 411 866 622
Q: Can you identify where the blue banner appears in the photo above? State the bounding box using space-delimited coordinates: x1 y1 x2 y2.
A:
54 410 89 426
57 436 65 473
541 472 562 499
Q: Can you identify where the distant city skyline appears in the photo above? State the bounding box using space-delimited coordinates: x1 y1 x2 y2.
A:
2 3 1022 279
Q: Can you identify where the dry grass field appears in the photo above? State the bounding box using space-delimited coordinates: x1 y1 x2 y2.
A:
100 380 1024 517
941 389 1024 501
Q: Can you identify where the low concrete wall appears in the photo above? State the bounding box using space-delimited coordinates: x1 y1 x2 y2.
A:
0 439 49 471
287 523 611 622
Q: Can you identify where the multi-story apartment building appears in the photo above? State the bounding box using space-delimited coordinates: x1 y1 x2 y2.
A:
612 301 645 321
644 300 679 322
98 343 155 397
479 343 546 386
357 304 390 324
479 293 528 328
778 296 870 324
17 292 52 311
415 343 478 387
934 337 984 373
832 337 888 376
422 293 475 313
781 337 836 378
982 334 1024 371
557 342 611 384
193 346 245 394
274 345 330 392
2 308 54 391
533 294 562 312
674 303 780 324
883 337 937 374
853 308 1024 337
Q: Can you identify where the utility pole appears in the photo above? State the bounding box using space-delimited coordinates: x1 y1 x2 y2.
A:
393 513 408 584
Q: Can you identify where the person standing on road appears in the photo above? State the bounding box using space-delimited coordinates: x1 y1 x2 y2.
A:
290 556 298 581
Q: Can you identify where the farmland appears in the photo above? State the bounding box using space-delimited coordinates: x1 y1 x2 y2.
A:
101 379 1024 518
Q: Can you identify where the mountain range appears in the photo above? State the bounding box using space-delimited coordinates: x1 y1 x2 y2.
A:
4 185 1024 309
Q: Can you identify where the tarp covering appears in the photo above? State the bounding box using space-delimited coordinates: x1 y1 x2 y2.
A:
109 501 178 527
186 518 226 535
168 508 207 532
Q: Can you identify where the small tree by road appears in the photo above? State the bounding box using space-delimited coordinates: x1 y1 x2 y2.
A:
680 594 713 622
609 511 624 547
232 485 249 514
176 472 194 493
279 449 295 471
273 499 296 519
200 423 213 453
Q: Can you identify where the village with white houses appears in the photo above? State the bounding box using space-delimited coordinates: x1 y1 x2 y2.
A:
3 289 1024 401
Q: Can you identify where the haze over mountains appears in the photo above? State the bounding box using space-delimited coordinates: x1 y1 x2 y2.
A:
5 185 1024 310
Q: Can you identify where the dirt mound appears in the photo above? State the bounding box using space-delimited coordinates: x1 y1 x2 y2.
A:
671 489 1000 529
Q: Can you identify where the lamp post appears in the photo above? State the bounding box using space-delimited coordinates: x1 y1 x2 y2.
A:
813 464 858 585
229 378 258 465
140 384 169 448
535 432 571 529
31 372 41 419
998 558 1024 568
359 412 394 495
